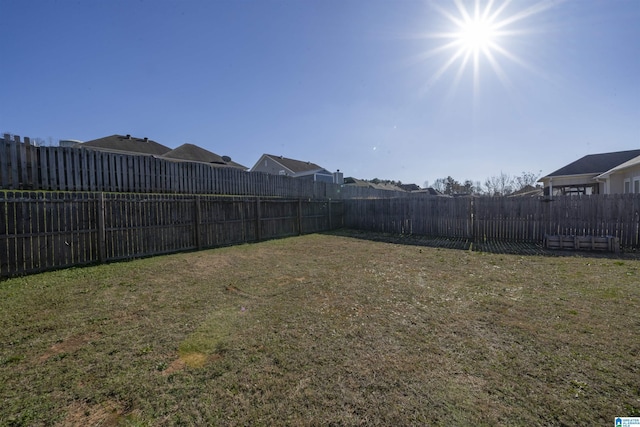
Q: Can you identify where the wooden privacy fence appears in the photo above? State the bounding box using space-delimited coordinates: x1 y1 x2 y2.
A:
0 191 344 278
0 135 410 199
344 194 640 249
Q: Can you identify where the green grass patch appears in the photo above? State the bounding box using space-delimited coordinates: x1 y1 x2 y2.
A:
1 233 639 425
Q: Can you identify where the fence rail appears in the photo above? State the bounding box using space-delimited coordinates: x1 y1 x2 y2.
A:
0 191 343 278
0 135 410 199
344 194 640 249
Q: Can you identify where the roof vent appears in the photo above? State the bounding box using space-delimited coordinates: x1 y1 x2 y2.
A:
222 155 231 162
143 137 148 142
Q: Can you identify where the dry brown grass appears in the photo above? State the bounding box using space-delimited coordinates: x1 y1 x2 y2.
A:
1 233 639 426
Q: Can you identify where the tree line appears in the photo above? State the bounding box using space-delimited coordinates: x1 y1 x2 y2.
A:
425 171 542 196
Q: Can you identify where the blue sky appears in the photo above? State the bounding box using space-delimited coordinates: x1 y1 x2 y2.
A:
1 0 638 187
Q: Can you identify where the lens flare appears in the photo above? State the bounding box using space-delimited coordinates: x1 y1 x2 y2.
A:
419 0 557 98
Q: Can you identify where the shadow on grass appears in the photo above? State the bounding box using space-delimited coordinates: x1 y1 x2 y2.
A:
324 228 639 260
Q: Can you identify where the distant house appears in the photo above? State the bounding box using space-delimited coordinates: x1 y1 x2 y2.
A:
508 185 544 198
74 134 171 156
251 154 342 184
343 177 405 192
162 143 247 170
414 187 443 196
74 135 247 170
539 149 640 195
399 183 422 192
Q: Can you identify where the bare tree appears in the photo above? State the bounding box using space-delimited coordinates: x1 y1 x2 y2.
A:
432 177 447 193
513 171 542 191
484 172 514 196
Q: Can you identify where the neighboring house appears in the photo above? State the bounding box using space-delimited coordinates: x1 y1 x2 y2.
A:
416 187 443 196
74 135 247 170
343 177 406 192
251 154 342 184
162 143 247 170
508 185 544 198
594 154 640 194
539 149 640 195
74 134 171 156
399 183 422 192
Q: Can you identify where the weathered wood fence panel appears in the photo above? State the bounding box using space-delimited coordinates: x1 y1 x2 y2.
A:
344 195 640 250
1 136 414 199
344 197 473 238
474 197 546 242
0 192 343 278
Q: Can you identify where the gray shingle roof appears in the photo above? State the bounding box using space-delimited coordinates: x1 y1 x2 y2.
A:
76 134 171 156
545 149 640 177
266 154 325 173
163 144 248 170
163 143 226 164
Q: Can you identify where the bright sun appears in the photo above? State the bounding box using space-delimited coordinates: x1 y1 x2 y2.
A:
457 16 497 54
421 0 555 96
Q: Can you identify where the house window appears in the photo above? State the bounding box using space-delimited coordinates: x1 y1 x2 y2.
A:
624 179 631 193
634 177 640 194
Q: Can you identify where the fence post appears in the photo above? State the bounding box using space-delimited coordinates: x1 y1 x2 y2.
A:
1 134 10 188
18 136 28 189
328 199 332 230
298 198 303 235
10 136 19 189
194 196 202 250
469 197 475 241
97 192 107 263
255 197 262 241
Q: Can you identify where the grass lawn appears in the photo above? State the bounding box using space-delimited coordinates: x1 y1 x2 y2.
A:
1 233 639 426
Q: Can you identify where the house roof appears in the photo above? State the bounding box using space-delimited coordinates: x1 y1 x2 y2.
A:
163 143 226 164
594 155 640 180
543 149 640 178
75 134 171 156
163 144 248 170
399 183 421 192
416 187 443 196
343 177 406 192
508 185 544 197
263 154 327 174
343 177 370 187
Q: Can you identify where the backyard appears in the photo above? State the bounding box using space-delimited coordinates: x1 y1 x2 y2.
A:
1 232 639 425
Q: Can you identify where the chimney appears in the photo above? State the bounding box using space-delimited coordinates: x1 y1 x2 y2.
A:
126 134 131 139
143 137 148 142
333 170 344 185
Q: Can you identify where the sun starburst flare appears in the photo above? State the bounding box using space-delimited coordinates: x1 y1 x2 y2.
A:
421 0 557 97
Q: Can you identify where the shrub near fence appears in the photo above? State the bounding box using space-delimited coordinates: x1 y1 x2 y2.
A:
0 191 344 278
344 194 640 249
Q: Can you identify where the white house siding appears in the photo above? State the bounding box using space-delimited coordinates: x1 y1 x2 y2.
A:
617 164 640 194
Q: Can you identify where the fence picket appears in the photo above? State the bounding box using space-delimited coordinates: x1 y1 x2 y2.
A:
1 137 10 188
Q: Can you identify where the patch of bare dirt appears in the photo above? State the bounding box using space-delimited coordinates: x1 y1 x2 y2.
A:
39 333 101 363
61 399 125 427
161 358 186 376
